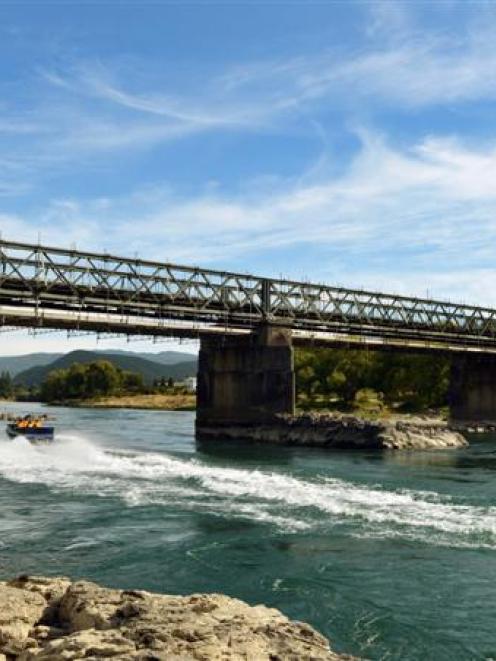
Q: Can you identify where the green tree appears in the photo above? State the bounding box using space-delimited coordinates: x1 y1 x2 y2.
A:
40 368 68 402
85 361 121 397
0 370 13 398
39 360 148 402
122 370 144 393
65 363 89 399
294 347 450 413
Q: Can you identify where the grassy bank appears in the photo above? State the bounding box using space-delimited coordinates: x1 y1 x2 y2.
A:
78 393 196 411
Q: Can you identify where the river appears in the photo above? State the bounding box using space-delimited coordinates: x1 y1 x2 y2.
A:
0 401 495 660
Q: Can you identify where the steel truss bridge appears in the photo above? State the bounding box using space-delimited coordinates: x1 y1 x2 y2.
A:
1 238 496 354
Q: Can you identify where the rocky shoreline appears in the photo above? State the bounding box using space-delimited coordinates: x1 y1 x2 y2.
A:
197 412 468 450
0 575 354 660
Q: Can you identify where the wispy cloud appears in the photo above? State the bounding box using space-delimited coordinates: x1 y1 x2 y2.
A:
5 130 496 304
0 2 494 186
0 119 41 135
217 36 496 113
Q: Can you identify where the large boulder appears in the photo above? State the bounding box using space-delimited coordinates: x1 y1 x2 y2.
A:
58 581 343 660
0 584 46 656
0 576 355 660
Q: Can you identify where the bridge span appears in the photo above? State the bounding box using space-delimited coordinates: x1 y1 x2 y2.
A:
0 238 494 424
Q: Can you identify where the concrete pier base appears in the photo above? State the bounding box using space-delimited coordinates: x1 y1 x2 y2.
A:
196 326 295 435
450 355 496 423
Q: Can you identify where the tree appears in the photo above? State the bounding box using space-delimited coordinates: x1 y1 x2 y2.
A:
85 361 121 397
294 347 450 413
65 363 88 399
39 360 148 402
0 371 13 398
40 368 68 402
122 370 144 393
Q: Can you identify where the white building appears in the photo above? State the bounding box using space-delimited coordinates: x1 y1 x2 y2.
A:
183 376 197 392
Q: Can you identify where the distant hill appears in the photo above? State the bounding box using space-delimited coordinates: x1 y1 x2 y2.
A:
14 350 198 387
95 349 197 365
0 353 64 377
0 349 197 378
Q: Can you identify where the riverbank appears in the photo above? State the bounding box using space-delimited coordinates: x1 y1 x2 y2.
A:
0 575 353 660
78 393 196 411
24 393 197 411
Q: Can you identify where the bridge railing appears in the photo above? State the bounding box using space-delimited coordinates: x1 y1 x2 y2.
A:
1 238 496 343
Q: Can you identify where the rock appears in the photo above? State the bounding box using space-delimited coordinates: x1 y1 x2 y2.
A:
60 580 123 630
0 584 47 655
7 575 72 627
19 629 137 659
0 575 355 660
198 413 468 451
8 575 72 605
59 581 342 659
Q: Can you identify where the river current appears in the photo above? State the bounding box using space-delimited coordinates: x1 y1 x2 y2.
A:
1 402 495 660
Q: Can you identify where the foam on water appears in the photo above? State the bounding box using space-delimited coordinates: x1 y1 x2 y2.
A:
1 433 495 546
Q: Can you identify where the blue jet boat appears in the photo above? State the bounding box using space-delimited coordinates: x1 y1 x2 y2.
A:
6 416 55 443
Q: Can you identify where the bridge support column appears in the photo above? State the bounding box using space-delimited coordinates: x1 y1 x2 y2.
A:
196 326 295 435
450 355 496 423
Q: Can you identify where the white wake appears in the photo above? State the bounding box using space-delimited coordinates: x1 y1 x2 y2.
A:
0 434 494 547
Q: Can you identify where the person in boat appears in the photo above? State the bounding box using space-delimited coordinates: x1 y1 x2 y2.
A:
13 414 48 430
16 415 39 429
17 416 30 429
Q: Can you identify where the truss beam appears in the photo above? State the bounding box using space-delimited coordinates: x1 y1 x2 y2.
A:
1 238 495 351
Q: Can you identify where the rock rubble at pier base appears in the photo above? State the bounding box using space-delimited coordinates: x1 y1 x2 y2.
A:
0 575 355 660
197 413 468 450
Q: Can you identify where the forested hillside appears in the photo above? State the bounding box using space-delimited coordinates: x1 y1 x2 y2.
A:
15 350 197 387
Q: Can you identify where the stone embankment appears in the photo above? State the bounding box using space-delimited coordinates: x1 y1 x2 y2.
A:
197 413 468 450
0 575 355 660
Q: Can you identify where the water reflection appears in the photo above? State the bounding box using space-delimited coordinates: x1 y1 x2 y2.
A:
196 437 296 467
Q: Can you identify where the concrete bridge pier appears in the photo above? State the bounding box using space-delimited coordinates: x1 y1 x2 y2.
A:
450 355 496 423
196 326 295 436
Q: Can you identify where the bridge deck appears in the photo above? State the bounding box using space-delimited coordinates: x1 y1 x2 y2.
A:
1 238 495 353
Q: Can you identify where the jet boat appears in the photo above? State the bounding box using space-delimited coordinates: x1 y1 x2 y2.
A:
5 415 55 444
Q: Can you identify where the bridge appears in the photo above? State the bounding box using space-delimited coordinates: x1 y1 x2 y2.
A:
0 238 494 425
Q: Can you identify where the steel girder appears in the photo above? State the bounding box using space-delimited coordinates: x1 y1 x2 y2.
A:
1 238 496 349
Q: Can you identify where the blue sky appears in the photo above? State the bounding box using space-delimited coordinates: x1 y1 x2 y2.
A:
1 0 496 355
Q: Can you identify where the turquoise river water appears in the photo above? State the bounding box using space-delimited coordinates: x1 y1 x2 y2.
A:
1 402 496 660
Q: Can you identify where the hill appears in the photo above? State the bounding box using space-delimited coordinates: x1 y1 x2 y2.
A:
14 350 198 387
0 353 64 377
95 349 197 365
0 349 196 378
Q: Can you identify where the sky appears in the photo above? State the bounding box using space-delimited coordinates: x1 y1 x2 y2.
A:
1 0 496 355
